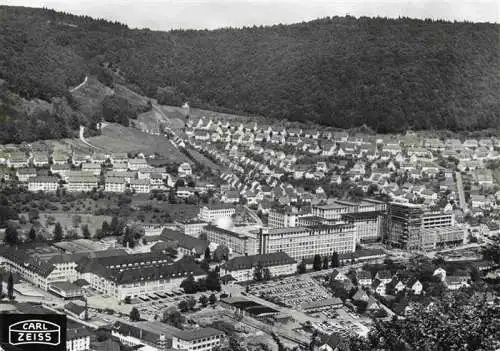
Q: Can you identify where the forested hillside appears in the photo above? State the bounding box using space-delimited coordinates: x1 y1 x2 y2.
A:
0 6 499 138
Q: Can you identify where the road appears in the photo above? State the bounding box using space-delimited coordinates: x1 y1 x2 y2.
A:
69 75 88 92
456 171 468 211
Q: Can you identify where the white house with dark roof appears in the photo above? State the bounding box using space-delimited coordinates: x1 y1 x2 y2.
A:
16 167 37 182
28 176 59 192
105 176 126 193
82 162 102 176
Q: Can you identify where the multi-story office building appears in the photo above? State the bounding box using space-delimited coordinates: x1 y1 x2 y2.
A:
386 203 424 249
343 211 385 243
199 204 236 223
387 202 459 250
311 203 350 220
421 226 465 250
311 199 387 243
257 224 356 261
203 225 258 256
268 208 300 228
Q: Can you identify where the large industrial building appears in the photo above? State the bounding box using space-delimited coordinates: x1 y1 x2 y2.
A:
386 202 464 251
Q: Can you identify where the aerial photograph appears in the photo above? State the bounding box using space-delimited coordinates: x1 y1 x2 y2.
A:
0 0 498 350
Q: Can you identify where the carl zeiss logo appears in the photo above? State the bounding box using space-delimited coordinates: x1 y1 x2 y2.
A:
1 314 66 351
9 320 60 346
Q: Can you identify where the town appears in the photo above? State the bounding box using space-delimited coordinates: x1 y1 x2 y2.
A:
0 108 499 351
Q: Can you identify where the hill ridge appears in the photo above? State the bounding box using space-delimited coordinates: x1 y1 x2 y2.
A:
0 5 498 142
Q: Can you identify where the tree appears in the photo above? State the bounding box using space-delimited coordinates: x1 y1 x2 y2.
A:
0 273 3 297
204 247 211 261
72 214 82 228
206 269 221 291
81 224 91 239
263 267 272 281
101 220 110 236
186 296 196 310
322 256 329 269
313 254 322 271
209 293 217 305
361 293 499 350
4 225 19 245
199 295 208 307
122 224 144 249
331 252 340 268
253 262 263 282
213 244 229 262
53 222 63 241
297 260 306 274
28 226 37 241
162 308 185 328
7 272 13 300
180 274 197 294
178 300 188 312
482 236 500 264
129 307 140 321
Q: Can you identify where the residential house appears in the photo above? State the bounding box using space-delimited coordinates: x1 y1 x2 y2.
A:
67 174 99 192
28 176 59 192
32 152 50 167
82 162 102 176
50 164 72 180
105 176 126 193
128 158 149 171
178 162 192 177
357 270 372 287
130 179 150 193
375 270 392 284
7 152 30 168
16 168 37 182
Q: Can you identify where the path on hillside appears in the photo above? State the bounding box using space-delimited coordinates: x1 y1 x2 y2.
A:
69 75 88 92
79 125 99 150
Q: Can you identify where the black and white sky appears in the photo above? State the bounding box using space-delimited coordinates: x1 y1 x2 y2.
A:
4 0 499 30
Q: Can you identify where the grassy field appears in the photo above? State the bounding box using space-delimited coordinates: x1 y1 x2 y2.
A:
21 211 112 238
71 76 114 118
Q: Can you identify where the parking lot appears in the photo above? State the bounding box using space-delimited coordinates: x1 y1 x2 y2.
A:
248 277 331 311
126 290 225 320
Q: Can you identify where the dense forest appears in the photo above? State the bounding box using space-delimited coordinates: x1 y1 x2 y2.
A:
0 6 499 139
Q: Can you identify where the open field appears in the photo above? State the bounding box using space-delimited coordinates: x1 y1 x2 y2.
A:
25 212 112 238
137 105 186 132
79 123 190 162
